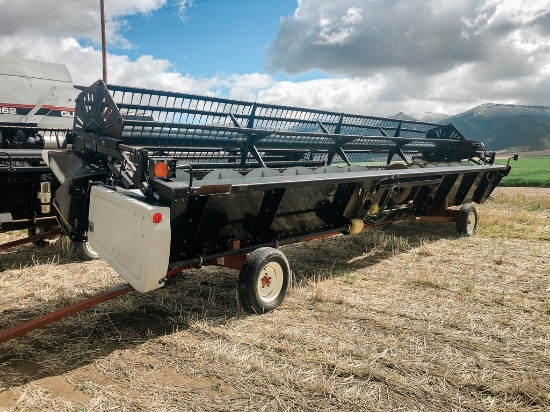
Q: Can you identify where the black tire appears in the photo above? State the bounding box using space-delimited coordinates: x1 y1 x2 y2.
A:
238 247 290 314
74 241 99 261
456 203 478 237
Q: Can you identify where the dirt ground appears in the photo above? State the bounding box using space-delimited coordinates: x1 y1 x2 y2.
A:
0 187 549 411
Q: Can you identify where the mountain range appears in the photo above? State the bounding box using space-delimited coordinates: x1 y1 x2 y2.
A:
393 103 550 152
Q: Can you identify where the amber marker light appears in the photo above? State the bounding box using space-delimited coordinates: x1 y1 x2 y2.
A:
153 161 170 178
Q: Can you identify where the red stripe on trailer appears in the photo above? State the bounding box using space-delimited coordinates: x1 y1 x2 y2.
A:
0 102 75 111
40 105 75 112
0 102 34 108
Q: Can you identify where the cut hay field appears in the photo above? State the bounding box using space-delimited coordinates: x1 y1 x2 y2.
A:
0 187 549 411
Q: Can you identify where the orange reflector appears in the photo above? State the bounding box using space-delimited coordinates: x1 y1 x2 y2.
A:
153 161 170 178
152 213 163 223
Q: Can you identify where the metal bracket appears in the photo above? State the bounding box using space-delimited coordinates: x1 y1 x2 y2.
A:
320 117 351 166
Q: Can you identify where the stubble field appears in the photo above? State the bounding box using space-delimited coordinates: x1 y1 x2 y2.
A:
0 187 549 411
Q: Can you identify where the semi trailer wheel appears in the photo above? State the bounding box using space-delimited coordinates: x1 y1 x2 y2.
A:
238 247 290 314
456 203 478 237
74 241 99 261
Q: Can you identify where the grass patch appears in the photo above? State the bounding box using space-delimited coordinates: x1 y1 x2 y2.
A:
311 282 346 304
499 157 550 187
408 272 450 290
476 188 550 241
75 381 92 394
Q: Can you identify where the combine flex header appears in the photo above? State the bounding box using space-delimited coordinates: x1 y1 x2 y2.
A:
41 80 510 314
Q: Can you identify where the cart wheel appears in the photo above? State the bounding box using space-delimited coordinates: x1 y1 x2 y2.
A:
456 203 478 237
74 241 99 261
238 247 290 314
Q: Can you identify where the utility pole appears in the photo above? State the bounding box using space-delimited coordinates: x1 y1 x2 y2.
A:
100 0 107 83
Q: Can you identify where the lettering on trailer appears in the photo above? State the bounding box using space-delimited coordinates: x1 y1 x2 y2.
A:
0 107 16 115
0 103 75 117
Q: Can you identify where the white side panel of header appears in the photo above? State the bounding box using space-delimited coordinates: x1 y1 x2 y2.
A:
88 186 171 293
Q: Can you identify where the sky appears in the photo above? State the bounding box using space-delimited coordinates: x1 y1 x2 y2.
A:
1 0 550 117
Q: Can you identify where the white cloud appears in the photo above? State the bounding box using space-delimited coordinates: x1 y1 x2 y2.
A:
0 0 168 56
176 0 194 21
267 0 550 112
258 76 386 112
315 7 363 45
342 7 363 25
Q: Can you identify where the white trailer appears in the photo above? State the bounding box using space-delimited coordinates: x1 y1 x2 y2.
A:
0 56 78 148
